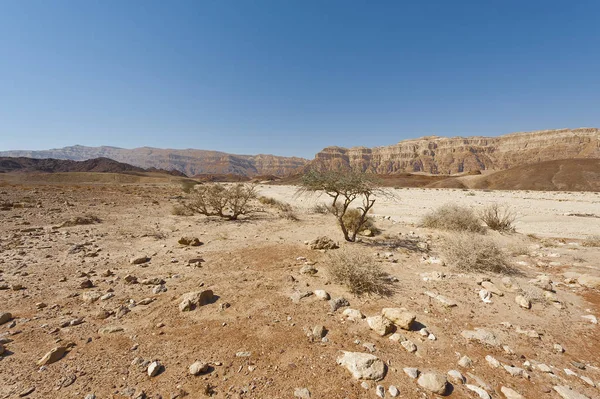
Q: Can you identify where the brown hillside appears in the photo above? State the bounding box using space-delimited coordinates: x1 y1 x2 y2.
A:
427 159 600 191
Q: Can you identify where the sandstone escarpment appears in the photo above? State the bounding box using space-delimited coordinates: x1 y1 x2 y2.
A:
312 128 600 174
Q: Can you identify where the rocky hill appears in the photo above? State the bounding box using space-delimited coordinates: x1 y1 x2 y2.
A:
311 128 600 174
0 146 309 177
0 157 185 176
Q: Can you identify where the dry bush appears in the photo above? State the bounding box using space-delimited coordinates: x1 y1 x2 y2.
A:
259 196 298 221
582 235 600 247
186 183 256 220
508 242 530 256
171 204 194 216
57 215 101 228
342 208 378 236
328 250 394 296
442 232 515 274
480 204 516 232
311 203 330 214
180 180 199 193
421 204 486 233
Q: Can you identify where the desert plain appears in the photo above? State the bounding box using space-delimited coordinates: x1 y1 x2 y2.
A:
1 176 599 399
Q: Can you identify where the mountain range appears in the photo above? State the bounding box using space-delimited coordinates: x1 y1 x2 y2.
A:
1 127 598 178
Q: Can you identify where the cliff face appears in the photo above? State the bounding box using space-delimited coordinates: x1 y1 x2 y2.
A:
312 128 600 174
0 146 309 177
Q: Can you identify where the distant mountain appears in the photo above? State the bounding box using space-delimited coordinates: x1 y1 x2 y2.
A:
0 156 185 176
310 128 600 174
0 146 309 177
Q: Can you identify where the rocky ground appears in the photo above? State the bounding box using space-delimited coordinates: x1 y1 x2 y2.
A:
0 179 599 399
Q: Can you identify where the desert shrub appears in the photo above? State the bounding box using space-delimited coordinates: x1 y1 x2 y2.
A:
186 183 256 220
442 232 515 274
181 180 199 193
582 235 600 247
171 204 193 216
480 203 516 232
311 203 330 214
342 208 378 236
328 250 394 296
57 215 101 228
259 196 299 221
421 204 486 233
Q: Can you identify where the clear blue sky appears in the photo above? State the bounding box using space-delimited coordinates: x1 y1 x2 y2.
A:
1 1 599 158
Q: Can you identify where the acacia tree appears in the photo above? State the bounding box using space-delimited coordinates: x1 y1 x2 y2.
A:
299 170 382 242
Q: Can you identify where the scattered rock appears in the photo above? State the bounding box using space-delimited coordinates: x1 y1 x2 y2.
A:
79 279 94 289
447 370 465 384
313 290 330 300
179 290 214 311
290 291 313 303
189 361 209 375
38 346 68 365
553 386 591 399
312 325 327 338
366 316 394 336
500 386 525 399
0 312 12 325
388 385 399 397
300 264 318 275
178 237 203 246
403 367 419 379
336 351 387 381
465 384 492 399
294 388 311 398
381 308 416 330
458 355 473 368
577 275 600 289
329 297 349 312
98 325 124 334
461 328 501 347
479 289 492 303
424 291 457 307
82 292 102 303
485 355 501 368
401 340 417 353
130 256 150 265
515 295 531 309
147 360 162 377
342 308 364 320
417 372 448 395
481 281 503 296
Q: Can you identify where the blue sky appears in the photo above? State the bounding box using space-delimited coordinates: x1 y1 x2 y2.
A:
1 1 599 158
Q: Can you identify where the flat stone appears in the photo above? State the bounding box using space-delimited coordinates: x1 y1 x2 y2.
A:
336 351 386 381
461 328 501 347
189 361 209 375
130 256 150 265
38 346 68 365
400 340 417 353
465 384 491 399
500 386 525 399
447 370 465 384
342 308 364 320
424 291 457 307
294 388 311 398
98 325 124 334
481 281 504 296
403 367 419 379
553 386 591 399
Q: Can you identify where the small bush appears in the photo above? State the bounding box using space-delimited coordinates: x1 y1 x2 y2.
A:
57 215 101 228
172 204 193 216
582 235 600 247
311 203 330 214
342 209 378 236
328 250 394 296
259 196 299 221
181 180 199 193
421 204 486 233
480 204 516 232
442 232 515 274
258 196 279 206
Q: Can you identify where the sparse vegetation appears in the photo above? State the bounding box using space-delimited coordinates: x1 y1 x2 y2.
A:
311 203 330 214
258 196 299 221
421 204 486 233
342 208 378 236
298 170 385 242
185 183 257 220
480 203 516 232
582 235 600 247
171 204 194 216
328 250 394 296
442 232 515 274
181 180 199 193
56 214 101 228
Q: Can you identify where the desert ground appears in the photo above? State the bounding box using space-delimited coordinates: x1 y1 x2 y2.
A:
1 176 599 399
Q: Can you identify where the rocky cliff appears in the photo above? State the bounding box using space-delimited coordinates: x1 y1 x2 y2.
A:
0 146 309 177
312 128 600 174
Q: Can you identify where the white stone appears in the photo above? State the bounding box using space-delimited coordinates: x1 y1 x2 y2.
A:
500 386 525 399
465 384 491 399
336 351 386 381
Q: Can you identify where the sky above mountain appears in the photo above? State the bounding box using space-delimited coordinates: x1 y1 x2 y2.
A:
1 1 599 158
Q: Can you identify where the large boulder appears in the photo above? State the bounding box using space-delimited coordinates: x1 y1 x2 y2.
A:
336 351 386 381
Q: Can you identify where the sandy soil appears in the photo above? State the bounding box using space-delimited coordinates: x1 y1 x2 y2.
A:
0 179 599 399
